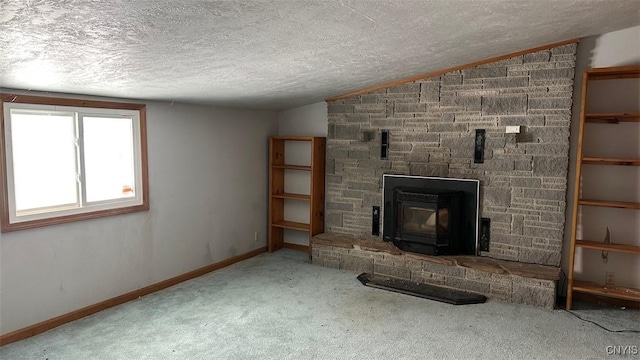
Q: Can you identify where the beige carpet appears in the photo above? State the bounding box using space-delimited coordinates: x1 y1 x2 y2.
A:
1 249 638 359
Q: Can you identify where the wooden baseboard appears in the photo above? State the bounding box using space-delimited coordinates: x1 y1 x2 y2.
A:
282 242 310 252
0 246 267 346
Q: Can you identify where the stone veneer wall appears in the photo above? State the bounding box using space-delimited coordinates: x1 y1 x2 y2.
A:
325 43 577 267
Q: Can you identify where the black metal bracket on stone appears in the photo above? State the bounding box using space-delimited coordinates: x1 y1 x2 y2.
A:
380 129 389 159
474 129 485 163
357 273 487 305
479 217 490 252
372 206 380 236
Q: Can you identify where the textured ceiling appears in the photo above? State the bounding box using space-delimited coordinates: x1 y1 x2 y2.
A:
1 1 639 110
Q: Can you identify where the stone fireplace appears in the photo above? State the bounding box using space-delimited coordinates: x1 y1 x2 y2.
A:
323 42 576 268
311 42 577 308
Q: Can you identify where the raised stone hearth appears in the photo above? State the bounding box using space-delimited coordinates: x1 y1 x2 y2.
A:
312 233 561 309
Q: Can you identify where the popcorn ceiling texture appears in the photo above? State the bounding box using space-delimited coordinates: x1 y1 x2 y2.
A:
0 1 637 109
325 43 578 267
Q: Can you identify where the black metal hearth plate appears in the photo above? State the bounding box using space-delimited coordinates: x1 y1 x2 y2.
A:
357 273 487 305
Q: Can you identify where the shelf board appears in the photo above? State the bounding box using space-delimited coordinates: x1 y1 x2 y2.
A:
572 280 640 302
585 112 640 123
272 193 311 201
272 164 312 171
578 199 640 209
582 157 640 166
271 136 316 141
575 240 640 255
586 66 640 80
271 220 310 232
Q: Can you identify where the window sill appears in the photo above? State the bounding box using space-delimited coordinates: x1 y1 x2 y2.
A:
1 202 149 232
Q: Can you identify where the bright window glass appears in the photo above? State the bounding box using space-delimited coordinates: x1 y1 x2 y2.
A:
10 111 78 213
83 116 136 202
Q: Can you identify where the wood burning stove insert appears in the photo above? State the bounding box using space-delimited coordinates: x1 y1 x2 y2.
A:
394 189 462 255
383 175 479 256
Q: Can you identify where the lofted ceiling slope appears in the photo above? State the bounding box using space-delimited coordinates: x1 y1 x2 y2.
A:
0 0 639 110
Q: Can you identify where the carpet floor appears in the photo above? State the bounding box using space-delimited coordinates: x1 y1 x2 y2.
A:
1 249 638 359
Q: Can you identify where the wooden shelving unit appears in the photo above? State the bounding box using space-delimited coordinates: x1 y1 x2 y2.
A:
567 65 640 309
268 136 326 255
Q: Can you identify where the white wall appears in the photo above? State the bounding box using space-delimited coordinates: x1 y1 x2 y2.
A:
277 102 328 245
563 25 640 292
0 92 279 334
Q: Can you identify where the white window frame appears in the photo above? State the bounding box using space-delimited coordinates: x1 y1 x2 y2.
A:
0 94 149 232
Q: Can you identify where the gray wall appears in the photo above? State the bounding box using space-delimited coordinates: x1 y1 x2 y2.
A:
325 43 578 267
0 93 278 334
278 102 328 137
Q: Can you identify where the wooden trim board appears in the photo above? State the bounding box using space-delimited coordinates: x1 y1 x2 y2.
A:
0 93 145 110
326 38 579 101
282 242 310 252
0 246 268 346
567 69 592 310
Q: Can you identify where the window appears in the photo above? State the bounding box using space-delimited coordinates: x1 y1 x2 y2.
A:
1 94 149 232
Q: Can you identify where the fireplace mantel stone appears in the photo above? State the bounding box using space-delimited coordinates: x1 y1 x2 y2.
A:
312 233 560 308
